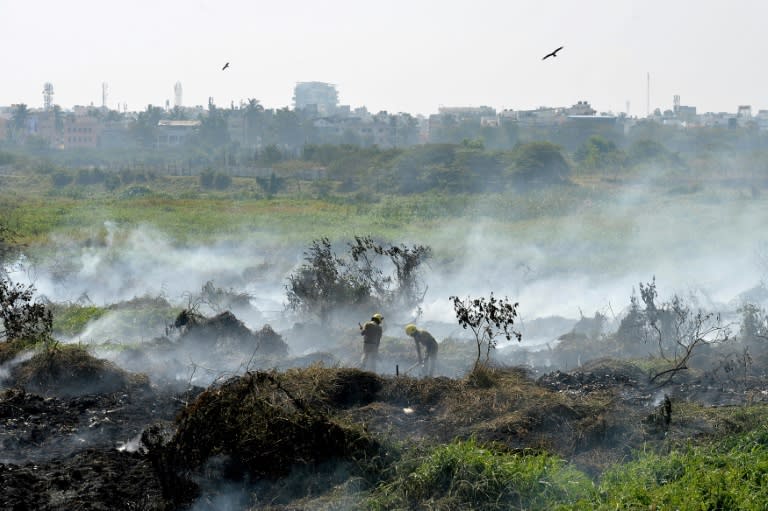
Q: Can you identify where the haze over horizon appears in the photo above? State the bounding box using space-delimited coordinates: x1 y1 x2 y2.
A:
2 0 767 116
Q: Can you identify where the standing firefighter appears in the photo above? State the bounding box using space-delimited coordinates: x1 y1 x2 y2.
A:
405 324 438 377
360 313 383 371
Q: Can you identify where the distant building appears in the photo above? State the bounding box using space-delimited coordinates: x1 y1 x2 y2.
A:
101 120 136 149
737 105 752 119
737 105 753 128
674 105 697 123
514 107 563 127
564 101 596 116
293 82 338 116
156 119 201 148
756 110 768 131
701 112 736 128
428 106 497 140
437 106 496 118
63 115 102 149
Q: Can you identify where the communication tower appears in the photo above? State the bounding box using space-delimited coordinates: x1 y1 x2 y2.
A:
102 83 109 109
646 72 650 117
43 82 54 111
174 81 183 107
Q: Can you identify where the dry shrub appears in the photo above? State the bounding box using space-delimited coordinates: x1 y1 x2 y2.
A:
379 375 462 407
0 338 32 365
167 370 382 482
9 344 144 397
177 310 289 357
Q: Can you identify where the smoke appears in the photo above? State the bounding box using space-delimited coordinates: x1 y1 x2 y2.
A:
0 350 35 386
7 181 765 381
22 222 291 317
420 181 765 335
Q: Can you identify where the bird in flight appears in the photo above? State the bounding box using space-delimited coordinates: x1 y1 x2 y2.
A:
542 46 564 60
222 62 230 71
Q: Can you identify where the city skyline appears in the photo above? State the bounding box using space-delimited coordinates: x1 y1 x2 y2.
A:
2 0 767 116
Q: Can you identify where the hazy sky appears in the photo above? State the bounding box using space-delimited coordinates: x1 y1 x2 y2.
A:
2 0 766 116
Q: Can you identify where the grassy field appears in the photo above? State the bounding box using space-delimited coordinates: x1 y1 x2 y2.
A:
0 166 755 310
3 169 765 257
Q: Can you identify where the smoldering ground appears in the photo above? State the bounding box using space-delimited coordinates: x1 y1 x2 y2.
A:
7 180 768 379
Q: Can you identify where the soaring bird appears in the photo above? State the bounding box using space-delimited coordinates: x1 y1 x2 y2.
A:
222 62 230 71
542 46 564 60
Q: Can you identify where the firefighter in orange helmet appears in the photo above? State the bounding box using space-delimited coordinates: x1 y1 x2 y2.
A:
360 313 383 371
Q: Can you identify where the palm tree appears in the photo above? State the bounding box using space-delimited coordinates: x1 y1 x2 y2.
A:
244 98 264 148
11 103 29 142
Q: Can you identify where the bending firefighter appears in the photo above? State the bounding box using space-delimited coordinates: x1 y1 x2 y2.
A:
405 324 438 377
360 313 383 371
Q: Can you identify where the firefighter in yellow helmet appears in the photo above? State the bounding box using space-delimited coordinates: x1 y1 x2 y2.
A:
360 313 383 371
405 323 438 377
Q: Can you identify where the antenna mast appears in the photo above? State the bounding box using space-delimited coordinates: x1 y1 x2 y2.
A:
43 82 54 111
646 72 650 117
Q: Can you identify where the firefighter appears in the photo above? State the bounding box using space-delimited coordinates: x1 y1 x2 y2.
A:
360 313 383 371
405 323 438 377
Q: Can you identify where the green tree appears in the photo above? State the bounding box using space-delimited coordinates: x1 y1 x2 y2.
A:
510 141 571 187
52 104 64 138
213 172 232 189
0 213 19 268
286 238 369 326
272 107 306 148
244 98 265 148
199 99 229 147
575 135 626 172
390 144 456 193
10 103 29 142
134 104 164 148
0 277 53 343
286 236 432 327
393 113 420 147
169 106 187 120
260 144 283 165
255 173 285 197
627 138 684 168
450 293 521 369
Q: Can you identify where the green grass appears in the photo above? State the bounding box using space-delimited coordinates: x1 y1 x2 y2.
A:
4 171 766 268
367 438 596 510
365 423 768 511
52 304 108 337
571 425 768 510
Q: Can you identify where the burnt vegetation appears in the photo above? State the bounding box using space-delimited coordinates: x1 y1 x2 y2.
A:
4 226 768 508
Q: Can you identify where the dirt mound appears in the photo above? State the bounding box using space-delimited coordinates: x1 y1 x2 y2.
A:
7 345 146 398
175 310 289 357
152 370 381 507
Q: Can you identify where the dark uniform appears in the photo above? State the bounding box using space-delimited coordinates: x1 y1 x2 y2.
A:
360 317 383 371
411 329 438 376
